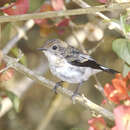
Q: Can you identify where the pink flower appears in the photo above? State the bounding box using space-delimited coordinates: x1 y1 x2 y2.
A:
88 117 106 130
112 105 130 130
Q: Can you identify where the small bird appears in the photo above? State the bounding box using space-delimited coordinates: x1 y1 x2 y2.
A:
38 39 118 100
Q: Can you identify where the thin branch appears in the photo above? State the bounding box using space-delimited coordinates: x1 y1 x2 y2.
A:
36 83 69 130
93 74 105 97
37 95 64 130
0 60 48 117
72 0 122 32
62 6 86 52
2 19 35 54
0 2 129 23
3 55 114 121
0 65 10 73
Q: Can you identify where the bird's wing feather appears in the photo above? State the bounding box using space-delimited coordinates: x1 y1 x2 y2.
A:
67 54 119 74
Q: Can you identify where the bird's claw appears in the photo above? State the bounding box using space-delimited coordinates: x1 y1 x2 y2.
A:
53 81 63 94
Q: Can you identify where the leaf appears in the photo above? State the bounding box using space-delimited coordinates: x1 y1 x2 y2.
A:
0 51 3 64
112 38 130 65
0 96 2 110
2 0 29 15
56 18 70 35
123 63 130 77
120 15 130 34
11 47 27 66
5 90 20 112
0 88 20 112
40 26 54 37
0 0 16 7
1 23 12 45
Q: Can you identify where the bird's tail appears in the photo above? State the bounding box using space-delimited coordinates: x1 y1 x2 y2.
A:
99 66 119 74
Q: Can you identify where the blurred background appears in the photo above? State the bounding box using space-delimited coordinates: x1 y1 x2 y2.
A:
0 0 124 130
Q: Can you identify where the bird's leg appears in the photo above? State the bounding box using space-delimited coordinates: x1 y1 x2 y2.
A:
53 81 64 94
72 82 83 104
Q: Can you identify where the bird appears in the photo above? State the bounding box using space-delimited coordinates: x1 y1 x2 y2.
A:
38 39 119 101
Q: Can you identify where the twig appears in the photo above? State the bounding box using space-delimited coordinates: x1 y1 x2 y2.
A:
93 74 105 97
37 95 63 130
0 60 48 117
88 41 103 55
0 49 23 74
0 65 10 74
37 83 69 130
3 55 114 121
0 2 129 23
62 6 86 52
72 0 122 32
2 19 34 54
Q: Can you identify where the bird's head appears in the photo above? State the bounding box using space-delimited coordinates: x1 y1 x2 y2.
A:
37 39 68 62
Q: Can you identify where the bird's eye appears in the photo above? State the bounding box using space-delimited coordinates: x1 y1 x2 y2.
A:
52 45 58 50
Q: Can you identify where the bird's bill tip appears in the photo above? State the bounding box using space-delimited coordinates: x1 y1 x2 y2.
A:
37 48 47 51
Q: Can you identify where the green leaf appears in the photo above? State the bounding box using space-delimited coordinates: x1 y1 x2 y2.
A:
0 97 2 110
112 38 130 65
120 14 130 34
1 23 12 45
11 47 27 66
5 90 20 112
123 63 130 77
0 88 20 112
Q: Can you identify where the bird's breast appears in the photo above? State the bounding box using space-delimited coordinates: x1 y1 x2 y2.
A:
49 61 87 83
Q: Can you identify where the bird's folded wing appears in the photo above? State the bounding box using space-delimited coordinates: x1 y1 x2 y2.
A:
67 55 119 74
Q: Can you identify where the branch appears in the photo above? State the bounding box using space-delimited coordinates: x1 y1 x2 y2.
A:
0 60 48 117
2 19 35 54
37 83 69 130
3 55 114 121
0 2 130 23
72 0 122 31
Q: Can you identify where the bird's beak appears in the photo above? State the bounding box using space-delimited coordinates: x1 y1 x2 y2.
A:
37 48 47 51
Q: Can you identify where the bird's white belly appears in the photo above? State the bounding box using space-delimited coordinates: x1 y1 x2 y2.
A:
50 64 84 83
49 62 100 83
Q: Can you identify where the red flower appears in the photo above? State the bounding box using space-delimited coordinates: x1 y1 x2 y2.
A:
88 117 106 130
51 0 64 11
112 105 130 130
104 73 130 104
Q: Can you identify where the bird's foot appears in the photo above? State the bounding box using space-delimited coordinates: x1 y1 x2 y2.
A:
71 82 83 104
53 81 63 94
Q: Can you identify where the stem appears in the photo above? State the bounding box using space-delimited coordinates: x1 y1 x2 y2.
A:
0 2 129 23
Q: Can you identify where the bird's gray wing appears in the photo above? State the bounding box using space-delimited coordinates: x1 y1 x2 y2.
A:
67 54 119 74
